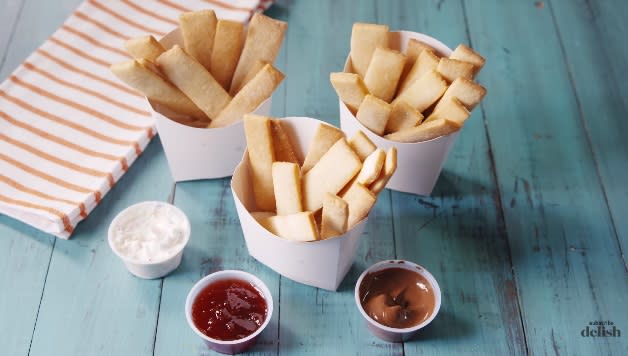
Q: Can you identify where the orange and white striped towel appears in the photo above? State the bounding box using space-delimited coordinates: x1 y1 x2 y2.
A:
0 0 274 239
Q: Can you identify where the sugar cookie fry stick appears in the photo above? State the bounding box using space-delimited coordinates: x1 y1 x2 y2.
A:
348 131 376 161
262 212 319 241
339 147 386 196
392 69 447 113
272 162 303 215
397 49 439 95
436 77 486 110
436 57 475 83
251 211 274 223
230 13 287 95
406 39 434 63
350 23 389 78
450 44 485 75
302 123 345 173
243 114 276 211
355 148 385 186
180 10 217 71
136 58 162 76
125 35 165 62
424 97 470 125
271 119 300 164
302 138 362 212
341 182 376 229
211 63 284 128
369 147 397 195
363 47 406 102
156 45 231 120
110 59 207 121
356 94 392 136
210 20 244 90
401 39 434 81
238 60 268 93
330 72 369 114
385 101 423 134
384 118 461 143
321 193 348 239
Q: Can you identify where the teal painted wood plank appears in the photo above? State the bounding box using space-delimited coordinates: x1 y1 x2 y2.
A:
154 8 288 355
278 193 402 355
0 0 25 71
155 179 281 355
0 4 53 354
0 2 84 355
0 220 53 355
379 0 526 354
464 0 628 355
156 6 292 355
549 0 628 266
28 138 173 356
282 0 381 126
277 1 401 354
378 0 469 46
0 1 625 356
0 0 83 79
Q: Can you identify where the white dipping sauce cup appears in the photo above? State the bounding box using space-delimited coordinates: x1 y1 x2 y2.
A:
185 270 274 354
108 201 190 279
355 260 442 342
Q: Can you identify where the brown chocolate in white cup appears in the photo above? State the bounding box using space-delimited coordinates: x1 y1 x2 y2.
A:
354 260 441 342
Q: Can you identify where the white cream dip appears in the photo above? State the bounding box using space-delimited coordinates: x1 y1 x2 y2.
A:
110 202 189 263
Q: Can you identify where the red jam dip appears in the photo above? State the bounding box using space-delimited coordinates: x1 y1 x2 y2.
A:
191 278 268 341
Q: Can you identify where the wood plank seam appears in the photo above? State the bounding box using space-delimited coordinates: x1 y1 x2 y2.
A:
26 238 57 356
151 279 164 356
460 1 530 353
276 275 281 355
167 183 176 205
150 183 175 354
375 3 402 353
546 0 628 274
280 27 288 116
272 5 286 353
376 4 411 354
372 1 398 263
386 190 398 259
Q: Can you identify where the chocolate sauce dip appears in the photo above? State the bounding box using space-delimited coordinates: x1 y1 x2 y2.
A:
359 267 435 328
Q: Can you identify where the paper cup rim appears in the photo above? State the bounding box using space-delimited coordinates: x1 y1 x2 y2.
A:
354 260 442 333
391 30 453 57
148 96 271 131
107 201 191 265
184 270 274 345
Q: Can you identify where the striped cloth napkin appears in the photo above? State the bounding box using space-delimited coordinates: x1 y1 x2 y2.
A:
0 0 274 239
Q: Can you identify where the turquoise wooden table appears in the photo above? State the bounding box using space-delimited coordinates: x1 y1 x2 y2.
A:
1 0 627 355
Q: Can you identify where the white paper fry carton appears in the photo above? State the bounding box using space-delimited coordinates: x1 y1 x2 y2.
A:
339 31 457 196
149 29 272 181
231 117 368 291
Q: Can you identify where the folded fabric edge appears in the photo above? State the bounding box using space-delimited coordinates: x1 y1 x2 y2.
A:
0 203 71 239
